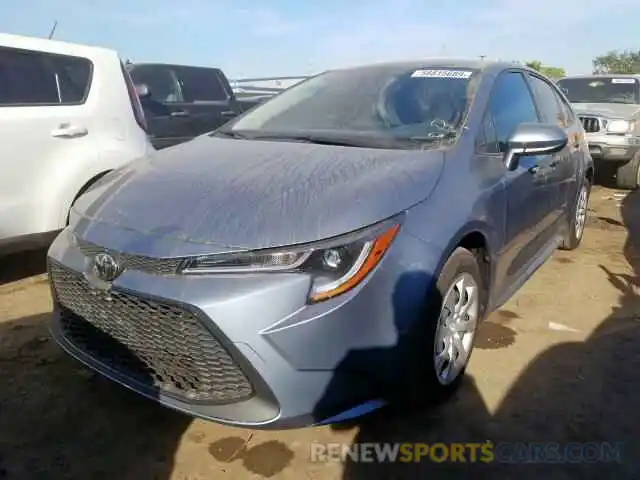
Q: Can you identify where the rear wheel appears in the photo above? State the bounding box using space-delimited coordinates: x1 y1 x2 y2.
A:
560 178 591 250
615 153 640 190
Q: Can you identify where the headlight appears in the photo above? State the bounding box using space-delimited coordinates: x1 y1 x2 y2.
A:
607 119 634 135
179 221 401 302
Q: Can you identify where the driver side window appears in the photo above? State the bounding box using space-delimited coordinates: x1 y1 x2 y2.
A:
478 71 539 154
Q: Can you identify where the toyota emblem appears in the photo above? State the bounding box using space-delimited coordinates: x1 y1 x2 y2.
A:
92 253 121 282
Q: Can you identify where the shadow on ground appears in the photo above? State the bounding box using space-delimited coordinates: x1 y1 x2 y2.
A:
0 312 192 479
0 248 48 286
338 190 640 478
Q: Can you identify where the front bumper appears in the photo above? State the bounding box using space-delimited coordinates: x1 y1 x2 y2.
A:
47 226 437 429
585 133 640 162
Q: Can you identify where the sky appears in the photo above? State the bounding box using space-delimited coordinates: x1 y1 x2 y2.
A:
2 0 639 79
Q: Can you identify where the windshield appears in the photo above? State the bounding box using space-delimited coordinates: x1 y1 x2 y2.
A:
557 77 639 104
218 66 481 149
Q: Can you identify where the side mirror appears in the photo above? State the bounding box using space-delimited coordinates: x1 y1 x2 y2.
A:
503 123 568 171
135 83 151 98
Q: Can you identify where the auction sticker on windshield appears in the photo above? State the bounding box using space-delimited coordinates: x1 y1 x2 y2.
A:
411 69 473 79
611 78 636 84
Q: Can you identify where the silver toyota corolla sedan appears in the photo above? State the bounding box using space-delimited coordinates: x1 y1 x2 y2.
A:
47 59 593 429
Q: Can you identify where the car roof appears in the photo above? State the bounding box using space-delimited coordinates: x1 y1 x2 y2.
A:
0 32 117 58
560 73 640 80
130 62 224 72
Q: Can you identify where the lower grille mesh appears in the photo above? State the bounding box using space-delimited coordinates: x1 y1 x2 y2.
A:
49 262 254 404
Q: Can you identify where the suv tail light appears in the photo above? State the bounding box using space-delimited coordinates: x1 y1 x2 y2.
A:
120 62 148 132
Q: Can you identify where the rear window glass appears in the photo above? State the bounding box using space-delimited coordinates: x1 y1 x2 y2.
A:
174 67 228 102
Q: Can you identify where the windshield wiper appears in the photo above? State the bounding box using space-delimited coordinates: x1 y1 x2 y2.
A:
211 130 457 149
210 130 251 139
407 131 458 143
210 130 371 147
245 133 396 149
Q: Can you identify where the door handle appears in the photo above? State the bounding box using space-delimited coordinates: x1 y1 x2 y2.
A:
220 110 236 118
170 110 189 117
51 124 88 138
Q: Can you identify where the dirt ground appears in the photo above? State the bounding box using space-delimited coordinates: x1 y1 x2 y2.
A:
1 185 639 479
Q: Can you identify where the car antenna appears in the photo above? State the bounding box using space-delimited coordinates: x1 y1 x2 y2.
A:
48 20 58 39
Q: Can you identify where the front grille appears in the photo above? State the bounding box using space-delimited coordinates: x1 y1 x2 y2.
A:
49 262 254 404
579 115 602 133
75 236 185 275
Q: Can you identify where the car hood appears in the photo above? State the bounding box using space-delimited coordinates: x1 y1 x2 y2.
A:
72 136 444 256
571 102 640 120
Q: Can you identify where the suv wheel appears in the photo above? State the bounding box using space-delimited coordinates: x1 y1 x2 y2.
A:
615 152 640 190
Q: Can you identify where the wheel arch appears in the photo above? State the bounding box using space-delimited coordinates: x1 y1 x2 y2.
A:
433 225 496 318
62 169 113 225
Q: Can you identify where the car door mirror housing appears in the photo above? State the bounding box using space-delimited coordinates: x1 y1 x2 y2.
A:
135 83 151 98
503 122 568 171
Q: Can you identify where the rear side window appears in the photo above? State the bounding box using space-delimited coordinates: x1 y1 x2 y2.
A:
0 47 92 106
526 74 566 127
174 67 228 102
487 71 539 151
49 54 92 104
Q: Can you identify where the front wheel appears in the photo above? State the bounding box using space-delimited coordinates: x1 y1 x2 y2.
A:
560 178 591 251
416 248 484 403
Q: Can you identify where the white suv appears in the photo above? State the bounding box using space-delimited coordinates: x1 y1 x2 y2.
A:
0 33 152 255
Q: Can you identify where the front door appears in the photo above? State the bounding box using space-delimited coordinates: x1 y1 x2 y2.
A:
483 71 558 300
128 64 194 148
171 66 237 135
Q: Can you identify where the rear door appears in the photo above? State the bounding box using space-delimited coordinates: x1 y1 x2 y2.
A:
0 45 97 239
171 65 237 134
525 73 579 222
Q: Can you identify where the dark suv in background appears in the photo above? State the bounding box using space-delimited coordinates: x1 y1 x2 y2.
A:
128 63 268 149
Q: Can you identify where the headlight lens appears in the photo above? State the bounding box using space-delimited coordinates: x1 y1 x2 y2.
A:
607 119 633 135
180 221 401 302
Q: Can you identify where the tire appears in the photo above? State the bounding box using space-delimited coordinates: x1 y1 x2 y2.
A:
397 247 484 407
560 178 591 251
593 160 616 187
615 153 640 190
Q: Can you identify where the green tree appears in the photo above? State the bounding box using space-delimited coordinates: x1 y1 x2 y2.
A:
525 60 566 79
592 49 640 74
